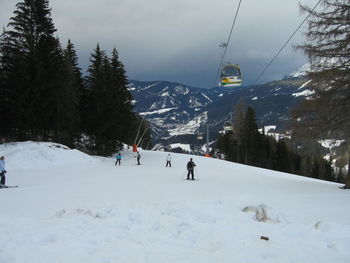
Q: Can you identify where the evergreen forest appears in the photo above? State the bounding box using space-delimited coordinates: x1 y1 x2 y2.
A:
0 0 151 155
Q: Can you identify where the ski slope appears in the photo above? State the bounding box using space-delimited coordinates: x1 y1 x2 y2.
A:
0 141 349 263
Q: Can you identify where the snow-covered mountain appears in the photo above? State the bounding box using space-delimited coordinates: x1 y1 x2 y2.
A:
287 63 311 78
0 141 349 263
129 69 313 148
129 80 223 143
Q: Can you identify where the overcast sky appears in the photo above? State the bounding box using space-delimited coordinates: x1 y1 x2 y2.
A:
0 0 319 88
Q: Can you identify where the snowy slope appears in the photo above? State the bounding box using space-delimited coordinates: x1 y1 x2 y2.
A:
0 142 349 263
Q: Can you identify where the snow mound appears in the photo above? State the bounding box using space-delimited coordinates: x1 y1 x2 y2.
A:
242 204 286 224
0 141 94 169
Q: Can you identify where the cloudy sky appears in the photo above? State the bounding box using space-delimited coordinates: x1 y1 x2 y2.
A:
0 0 319 88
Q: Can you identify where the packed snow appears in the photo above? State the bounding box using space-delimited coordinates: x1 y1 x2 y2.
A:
0 141 349 263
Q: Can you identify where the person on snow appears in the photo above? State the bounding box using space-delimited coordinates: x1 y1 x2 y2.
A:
115 153 122 166
186 158 196 180
0 156 7 186
136 151 141 165
166 154 171 167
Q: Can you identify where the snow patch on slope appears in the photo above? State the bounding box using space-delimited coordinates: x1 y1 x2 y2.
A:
169 111 208 136
289 63 311 78
292 89 315 97
140 108 177 116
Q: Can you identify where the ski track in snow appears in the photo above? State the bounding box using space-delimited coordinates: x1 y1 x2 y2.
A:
0 142 349 263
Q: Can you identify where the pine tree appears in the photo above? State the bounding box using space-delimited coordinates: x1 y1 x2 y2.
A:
63 39 83 146
233 99 245 163
0 29 12 139
84 44 136 155
110 47 135 142
84 44 106 153
242 106 259 165
0 0 71 142
292 0 350 188
64 40 83 88
272 140 291 173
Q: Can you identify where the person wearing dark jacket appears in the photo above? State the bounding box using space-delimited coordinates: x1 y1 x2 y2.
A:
0 156 7 186
186 158 196 180
136 151 141 165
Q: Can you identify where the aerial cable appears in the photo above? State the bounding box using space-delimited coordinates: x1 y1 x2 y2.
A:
214 0 242 86
254 0 322 84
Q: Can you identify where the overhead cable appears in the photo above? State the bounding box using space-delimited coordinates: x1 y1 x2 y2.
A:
214 0 242 86
254 0 323 84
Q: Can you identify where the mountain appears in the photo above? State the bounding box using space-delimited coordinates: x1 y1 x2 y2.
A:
129 67 313 150
0 141 349 263
129 80 221 144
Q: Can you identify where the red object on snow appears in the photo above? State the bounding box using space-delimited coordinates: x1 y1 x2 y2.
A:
132 144 137 152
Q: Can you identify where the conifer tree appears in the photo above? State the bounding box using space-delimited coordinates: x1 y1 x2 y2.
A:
64 40 83 88
84 44 107 152
292 0 350 188
0 0 74 142
233 99 245 162
84 44 136 155
242 106 259 165
110 47 135 142
63 39 84 145
272 140 291 173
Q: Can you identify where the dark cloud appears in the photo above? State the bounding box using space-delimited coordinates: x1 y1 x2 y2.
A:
1 0 317 88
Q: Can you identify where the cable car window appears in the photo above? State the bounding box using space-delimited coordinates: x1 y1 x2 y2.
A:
222 67 241 77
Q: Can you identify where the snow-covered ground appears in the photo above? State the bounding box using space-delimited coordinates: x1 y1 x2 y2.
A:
0 141 349 263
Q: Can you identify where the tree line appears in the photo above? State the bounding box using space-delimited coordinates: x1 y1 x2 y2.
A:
216 103 335 182
0 0 151 155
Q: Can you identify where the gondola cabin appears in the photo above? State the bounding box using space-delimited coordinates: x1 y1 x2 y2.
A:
220 65 242 87
197 132 204 140
223 121 233 132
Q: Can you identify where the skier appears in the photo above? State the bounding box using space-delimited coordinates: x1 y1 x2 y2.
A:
166 154 171 167
115 153 122 166
186 158 196 180
136 151 141 165
0 156 7 187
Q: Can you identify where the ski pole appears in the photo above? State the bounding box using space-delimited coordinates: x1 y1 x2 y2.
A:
183 170 187 180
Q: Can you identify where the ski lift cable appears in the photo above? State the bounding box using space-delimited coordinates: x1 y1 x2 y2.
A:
253 0 322 84
214 0 242 85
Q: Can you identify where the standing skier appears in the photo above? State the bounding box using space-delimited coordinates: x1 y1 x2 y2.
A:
186 158 196 180
0 156 7 186
136 151 141 165
166 154 172 167
115 153 122 166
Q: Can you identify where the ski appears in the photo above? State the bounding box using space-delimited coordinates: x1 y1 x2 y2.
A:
0 185 19 189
